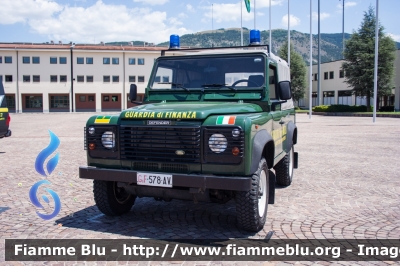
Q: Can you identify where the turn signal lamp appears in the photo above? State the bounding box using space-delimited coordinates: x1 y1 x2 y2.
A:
89 143 96 150
169 35 180 49
232 147 240 156
250 29 261 45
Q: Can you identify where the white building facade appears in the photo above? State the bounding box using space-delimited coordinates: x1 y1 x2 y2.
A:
1 44 399 112
0 43 165 113
299 49 399 111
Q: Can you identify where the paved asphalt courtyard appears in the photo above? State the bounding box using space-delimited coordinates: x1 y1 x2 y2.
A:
0 112 399 265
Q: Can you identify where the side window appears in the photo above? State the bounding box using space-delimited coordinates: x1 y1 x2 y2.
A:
268 65 277 100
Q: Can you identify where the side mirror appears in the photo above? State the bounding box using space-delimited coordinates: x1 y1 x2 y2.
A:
278 81 292 100
129 84 137 103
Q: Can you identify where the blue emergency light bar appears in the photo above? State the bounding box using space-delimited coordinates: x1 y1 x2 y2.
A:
250 29 261 45
169 35 180 49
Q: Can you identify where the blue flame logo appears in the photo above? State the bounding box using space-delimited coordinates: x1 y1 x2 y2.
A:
29 180 61 220
35 130 60 177
30 130 61 220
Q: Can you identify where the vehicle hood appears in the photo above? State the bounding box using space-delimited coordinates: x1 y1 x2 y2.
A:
121 102 262 120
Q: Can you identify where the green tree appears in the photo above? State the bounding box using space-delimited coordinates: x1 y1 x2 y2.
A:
342 6 396 111
278 41 307 103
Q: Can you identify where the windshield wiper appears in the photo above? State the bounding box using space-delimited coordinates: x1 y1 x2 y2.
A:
157 82 190 93
201 83 237 92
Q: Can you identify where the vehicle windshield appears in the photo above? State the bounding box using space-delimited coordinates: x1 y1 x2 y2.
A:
150 55 265 90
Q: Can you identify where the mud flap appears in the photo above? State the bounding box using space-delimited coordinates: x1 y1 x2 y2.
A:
294 152 298 169
268 170 275 204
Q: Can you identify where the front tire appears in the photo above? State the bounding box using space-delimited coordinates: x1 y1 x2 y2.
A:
235 158 269 232
93 180 136 216
275 145 294 186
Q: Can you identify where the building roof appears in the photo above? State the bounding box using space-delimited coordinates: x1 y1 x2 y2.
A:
0 43 168 51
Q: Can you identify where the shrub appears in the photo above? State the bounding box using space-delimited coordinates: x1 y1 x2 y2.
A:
312 105 368 112
379 106 394 112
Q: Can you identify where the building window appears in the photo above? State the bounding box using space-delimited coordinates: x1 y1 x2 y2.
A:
32 57 40 64
33 75 40 82
5 95 15 108
314 73 318 81
112 58 119 65
162 76 169 82
59 57 67 64
23 75 30 82
129 58 135 65
50 57 57 64
50 75 58 82
129 76 136 82
5 56 12 63
0 56 2 63
86 57 93 64
138 58 145 65
23 57 30 64
77 57 84 64
50 95 69 108
112 76 119 82
25 96 42 108
111 95 118 102
88 95 95 102
79 96 86 102
103 75 110 82
60 75 67 82
154 76 161 83
103 96 109 102
5 75 12 82
103 58 110 64
138 76 145 82
329 71 334 79
339 70 344 78
77 75 84 82
86 76 93 82
324 72 328 80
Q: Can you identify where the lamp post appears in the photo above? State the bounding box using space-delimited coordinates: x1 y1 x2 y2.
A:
340 0 345 58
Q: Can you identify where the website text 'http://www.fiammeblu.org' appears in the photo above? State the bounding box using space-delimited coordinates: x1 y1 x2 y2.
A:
5 239 400 261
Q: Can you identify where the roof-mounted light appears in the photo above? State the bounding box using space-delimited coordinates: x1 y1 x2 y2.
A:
249 29 261 45
169 34 180 49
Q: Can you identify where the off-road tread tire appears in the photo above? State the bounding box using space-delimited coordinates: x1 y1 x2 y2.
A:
275 146 293 186
235 158 268 232
93 180 135 216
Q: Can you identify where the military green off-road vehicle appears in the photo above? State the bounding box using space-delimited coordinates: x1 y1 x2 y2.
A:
80 41 298 232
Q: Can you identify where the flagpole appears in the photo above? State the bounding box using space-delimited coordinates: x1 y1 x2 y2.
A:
288 0 290 66
269 0 272 53
309 0 312 119
241 1 243 46
373 0 379 123
254 0 256 29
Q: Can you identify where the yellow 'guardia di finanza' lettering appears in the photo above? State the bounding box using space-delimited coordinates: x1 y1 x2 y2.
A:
124 111 197 119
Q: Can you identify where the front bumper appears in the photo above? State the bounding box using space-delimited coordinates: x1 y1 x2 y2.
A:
79 166 252 191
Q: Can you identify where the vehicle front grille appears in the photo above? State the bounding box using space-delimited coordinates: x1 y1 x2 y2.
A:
120 125 201 163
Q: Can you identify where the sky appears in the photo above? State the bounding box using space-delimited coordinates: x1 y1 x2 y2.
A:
0 0 399 45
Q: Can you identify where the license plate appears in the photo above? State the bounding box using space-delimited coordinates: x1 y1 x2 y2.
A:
137 172 173 188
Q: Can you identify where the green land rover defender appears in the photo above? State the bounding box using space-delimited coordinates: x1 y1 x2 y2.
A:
80 38 298 232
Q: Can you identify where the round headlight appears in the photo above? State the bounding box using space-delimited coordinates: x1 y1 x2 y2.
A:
208 134 227 153
88 127 95 135
232 128 241 138
101 131 115 149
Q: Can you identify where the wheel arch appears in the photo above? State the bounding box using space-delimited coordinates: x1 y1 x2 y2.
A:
250 130 275 174
284 121 297 153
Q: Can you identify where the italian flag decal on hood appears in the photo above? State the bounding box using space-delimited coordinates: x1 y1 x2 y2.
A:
216 116 236 125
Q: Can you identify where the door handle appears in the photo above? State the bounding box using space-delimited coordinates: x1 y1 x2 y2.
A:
279 120 285 125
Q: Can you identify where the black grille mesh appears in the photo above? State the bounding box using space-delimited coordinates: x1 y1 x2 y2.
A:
120 126 201 163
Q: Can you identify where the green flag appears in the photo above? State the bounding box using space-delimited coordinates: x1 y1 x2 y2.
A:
244 0 250 13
